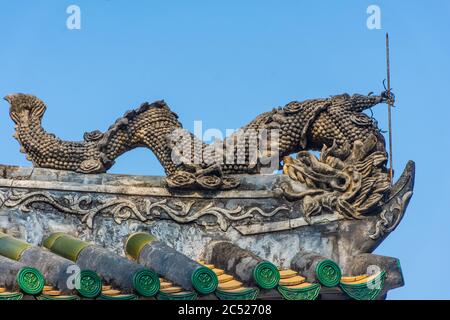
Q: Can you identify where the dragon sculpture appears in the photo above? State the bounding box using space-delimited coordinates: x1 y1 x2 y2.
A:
4 91 394 219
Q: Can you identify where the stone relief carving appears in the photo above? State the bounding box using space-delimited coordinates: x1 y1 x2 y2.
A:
281 134 390 221
1 91 413 244
5 91 393 193
369 191 413 240
0 189 290 230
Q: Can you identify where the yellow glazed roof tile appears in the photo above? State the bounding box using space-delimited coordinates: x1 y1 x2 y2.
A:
49 295 75 299
284 282 315 289
160 282 173 289
212 268 224 276
355 274 370 281
279 275 306 286
218 274 234 283
341 274 369 283
44 290 62 296
279 269 298 279
219 286 251 293
102 289 121 296
160 286 183 294
341 274 372 284
348 271 382 285
218 280 243 291
170 291 193 296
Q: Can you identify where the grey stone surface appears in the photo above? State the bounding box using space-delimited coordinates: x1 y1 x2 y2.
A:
19 246 76 294
76 245 144 294
206 241 263 285
0 255 24 291
138 240 206 292
343 253 404 294
0 161 414 274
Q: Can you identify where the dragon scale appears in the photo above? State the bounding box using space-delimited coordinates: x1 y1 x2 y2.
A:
5 92 390 180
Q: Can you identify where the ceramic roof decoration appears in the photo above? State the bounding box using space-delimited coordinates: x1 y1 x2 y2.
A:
0 90 414 300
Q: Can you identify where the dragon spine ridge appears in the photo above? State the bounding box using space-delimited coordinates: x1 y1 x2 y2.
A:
5 92 391 184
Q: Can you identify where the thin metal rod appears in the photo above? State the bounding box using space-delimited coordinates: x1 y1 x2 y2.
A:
386 33 394 185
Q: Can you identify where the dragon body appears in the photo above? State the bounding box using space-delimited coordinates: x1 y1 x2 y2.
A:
5 91 394 217
6 96 182 175
5 93 389 175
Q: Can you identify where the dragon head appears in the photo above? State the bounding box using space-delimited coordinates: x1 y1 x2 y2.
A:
4 93 47 124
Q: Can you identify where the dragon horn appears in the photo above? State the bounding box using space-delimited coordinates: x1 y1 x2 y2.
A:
4 95 13 104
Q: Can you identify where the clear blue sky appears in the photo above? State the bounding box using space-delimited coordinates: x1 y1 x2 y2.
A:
0 1 449 299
